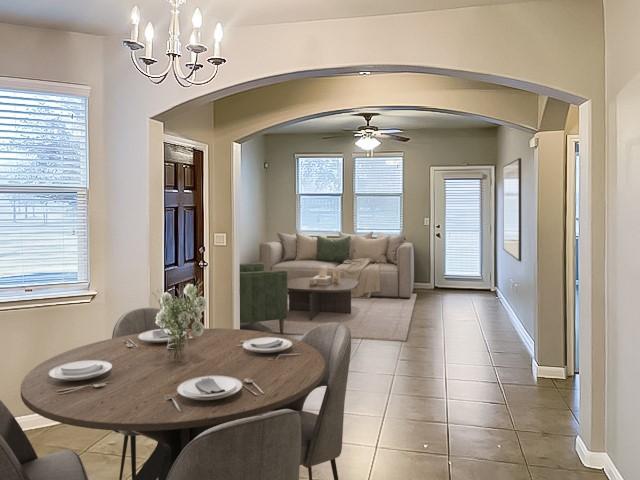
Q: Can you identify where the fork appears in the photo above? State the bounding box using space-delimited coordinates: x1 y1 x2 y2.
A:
164 394 182 412
56 382 108 394
269 353 302 360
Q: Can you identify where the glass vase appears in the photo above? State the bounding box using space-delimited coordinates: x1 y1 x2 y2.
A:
167 332 188 362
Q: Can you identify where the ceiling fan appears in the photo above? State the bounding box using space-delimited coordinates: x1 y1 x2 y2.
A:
323 113 410 151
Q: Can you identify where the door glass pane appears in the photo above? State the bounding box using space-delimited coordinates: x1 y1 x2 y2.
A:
444 178 482 277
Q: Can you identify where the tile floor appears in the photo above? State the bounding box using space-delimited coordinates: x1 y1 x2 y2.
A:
25 290 604 480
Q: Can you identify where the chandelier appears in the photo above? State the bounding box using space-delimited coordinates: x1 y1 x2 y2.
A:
122 0 226 87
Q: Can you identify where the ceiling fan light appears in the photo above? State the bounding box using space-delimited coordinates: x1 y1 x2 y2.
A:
355 136 381 151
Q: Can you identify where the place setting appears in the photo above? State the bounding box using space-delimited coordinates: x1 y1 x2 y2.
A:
137 328 170 344
241 336 294 355
49 360 112 394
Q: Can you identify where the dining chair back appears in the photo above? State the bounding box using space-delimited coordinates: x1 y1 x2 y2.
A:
112 308 159 338
300 323 351 478
0 401 87 480
166 410 301 480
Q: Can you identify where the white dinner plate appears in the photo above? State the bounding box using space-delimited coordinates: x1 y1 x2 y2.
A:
177 376 242 401
242 337 293 354
138 329 170 344
49 360 112 382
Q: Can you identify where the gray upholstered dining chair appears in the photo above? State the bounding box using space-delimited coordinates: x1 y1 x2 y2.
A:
166 410 301 480
0 401 88 480
112 307 159 480
299 323 351 480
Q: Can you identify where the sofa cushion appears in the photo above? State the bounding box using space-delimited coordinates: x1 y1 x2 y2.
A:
296 234 318 260
278 233 297 260
351 236 389 263
386 234 406 265
317 236 350 263
274 260 338 280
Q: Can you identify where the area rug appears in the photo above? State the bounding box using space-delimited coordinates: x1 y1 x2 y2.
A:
261 294 417 341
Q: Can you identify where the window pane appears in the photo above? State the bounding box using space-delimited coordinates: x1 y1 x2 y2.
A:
354 156 403 233
296 156 343 194
0 191 88 288
0 89 88 188
299 195 341 233
0 85 89 292
355 196 402 234
444 178 481 277
354 156 402 194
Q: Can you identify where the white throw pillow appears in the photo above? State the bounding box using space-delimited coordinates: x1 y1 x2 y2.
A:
350 236 389 263
296 234 318 260
386 234 406 265
340 232 373 259
278 233 297 261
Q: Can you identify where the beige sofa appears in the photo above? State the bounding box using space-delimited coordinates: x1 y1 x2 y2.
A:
260 241 415 299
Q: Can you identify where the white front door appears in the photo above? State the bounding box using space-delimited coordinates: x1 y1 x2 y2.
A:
432 167 494 289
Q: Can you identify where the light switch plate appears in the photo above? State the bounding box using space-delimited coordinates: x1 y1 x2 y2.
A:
424 217 430 226
213 233 227 246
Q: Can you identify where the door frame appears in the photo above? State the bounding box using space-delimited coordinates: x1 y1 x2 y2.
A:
565 134 579 376
429 165 496 290
163 134 210 328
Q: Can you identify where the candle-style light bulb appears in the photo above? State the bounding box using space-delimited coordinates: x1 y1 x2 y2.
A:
130 6 140 42
144 22 154 58
213 22 223 57
191 8 203 44
192 8 202 29
189 32 198 63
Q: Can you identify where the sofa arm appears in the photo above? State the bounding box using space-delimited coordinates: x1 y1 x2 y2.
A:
397 242 414 298
260 242 283 271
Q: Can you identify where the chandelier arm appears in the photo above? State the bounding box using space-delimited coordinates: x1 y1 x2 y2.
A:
181 65 220 86
130 51 172 80
171 61 195 88
172 55 199 82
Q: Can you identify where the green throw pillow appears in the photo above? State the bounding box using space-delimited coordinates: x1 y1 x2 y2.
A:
317 236 350 263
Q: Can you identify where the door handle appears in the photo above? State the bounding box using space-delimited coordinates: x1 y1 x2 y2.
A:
198 260 209 268
436 233 441 238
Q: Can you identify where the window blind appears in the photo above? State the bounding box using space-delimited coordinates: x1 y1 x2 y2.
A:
354 156 403 234
296 156 343 233
444 178 482 277
0 87 89 292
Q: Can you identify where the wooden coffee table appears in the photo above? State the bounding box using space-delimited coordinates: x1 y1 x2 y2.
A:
288 277 358 319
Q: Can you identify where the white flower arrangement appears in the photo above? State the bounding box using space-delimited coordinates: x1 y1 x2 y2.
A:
155 283 206 341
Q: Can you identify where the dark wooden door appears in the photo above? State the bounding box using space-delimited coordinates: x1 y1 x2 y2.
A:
164 143 205 295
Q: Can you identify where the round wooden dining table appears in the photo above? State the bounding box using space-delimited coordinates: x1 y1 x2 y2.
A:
21 329 326 480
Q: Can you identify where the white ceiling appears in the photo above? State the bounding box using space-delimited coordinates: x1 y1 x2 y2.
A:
267 110 497 135
0 0 532 36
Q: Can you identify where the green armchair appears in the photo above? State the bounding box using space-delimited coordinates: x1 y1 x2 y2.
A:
240 264 288 333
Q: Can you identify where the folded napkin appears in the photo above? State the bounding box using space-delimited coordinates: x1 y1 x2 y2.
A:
61 363 101 376
250 339 283 349
195 377 225 394
153 329 169 338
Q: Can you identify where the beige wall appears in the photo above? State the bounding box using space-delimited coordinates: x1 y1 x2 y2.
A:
0 23 106 415
603 0 640 476
262 128 498 283
238 136 267 264
495 127 537 338
534 131 567 369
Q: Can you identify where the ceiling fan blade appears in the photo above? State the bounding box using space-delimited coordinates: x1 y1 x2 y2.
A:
376 129 403 134
322 134 349 140
378 133 410 142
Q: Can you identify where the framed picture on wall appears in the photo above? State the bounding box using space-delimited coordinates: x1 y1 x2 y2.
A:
503 159 521 260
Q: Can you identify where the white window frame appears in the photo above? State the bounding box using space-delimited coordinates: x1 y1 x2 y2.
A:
353 152 404 235
295 154 344 235
0 77 96 308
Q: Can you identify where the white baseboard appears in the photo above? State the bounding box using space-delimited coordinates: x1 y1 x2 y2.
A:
533 360 567 379
496 289 535 358
17 413 58 431
414 282 434 290
576 436 624 480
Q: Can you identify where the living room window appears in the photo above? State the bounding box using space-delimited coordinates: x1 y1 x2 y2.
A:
354 154 404 234
296 154 343 234
0 79 90 299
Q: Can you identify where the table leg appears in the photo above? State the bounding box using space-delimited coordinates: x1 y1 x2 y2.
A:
136 429 192 480
309 292 319 320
